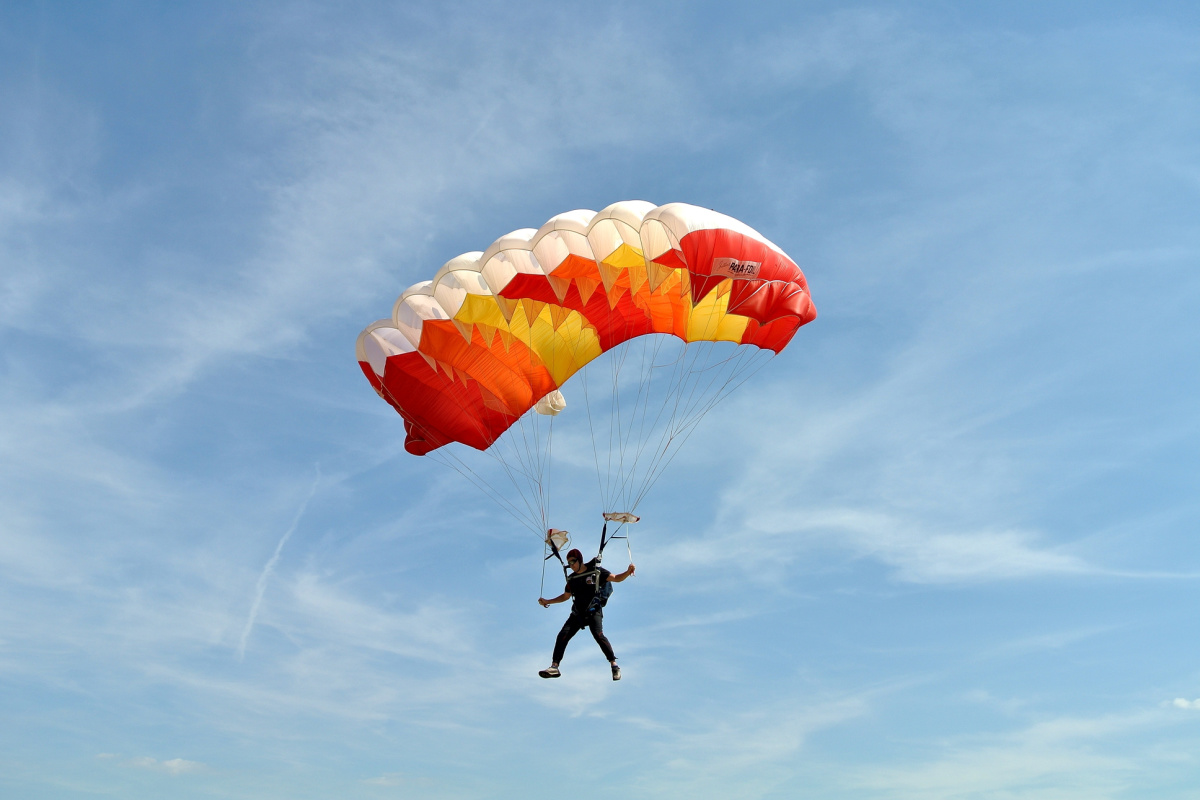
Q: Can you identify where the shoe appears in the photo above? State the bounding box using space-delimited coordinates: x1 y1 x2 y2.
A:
611 665 621 681
539 666 561 678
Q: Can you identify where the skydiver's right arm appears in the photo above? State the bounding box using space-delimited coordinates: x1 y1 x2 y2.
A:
539 592 571 608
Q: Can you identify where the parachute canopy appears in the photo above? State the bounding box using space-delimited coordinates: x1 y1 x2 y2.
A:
357 201 816 457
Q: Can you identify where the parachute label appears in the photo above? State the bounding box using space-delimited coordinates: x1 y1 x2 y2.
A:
712 257 762 280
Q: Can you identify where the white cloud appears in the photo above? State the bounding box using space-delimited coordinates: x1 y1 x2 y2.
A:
279 572 477 661
237 469 321 660
633 693 871 799
360 771 442 794
1172 698 1200 710
126 756 208 775
747 507 1089 583
643 467 1091 584
850 709 1174 800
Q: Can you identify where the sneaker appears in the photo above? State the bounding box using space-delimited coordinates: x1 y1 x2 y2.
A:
611 665 621 681
538 666 561 679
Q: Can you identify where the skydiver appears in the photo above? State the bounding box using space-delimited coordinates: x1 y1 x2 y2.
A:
537 547 635 681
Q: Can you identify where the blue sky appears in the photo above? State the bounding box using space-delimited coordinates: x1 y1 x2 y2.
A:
3 2 1200 797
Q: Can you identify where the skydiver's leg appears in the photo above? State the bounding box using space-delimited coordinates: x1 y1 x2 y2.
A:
586 611 616 662
552 614 585 664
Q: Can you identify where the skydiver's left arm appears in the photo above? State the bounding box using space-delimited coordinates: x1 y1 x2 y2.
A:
609 564 636 582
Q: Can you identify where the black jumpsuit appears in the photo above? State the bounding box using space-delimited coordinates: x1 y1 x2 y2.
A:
552 563 615 663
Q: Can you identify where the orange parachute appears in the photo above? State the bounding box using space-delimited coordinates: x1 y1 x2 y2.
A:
358 201 815 456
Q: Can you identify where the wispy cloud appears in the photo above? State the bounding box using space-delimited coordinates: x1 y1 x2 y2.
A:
632 692 871 799
747 507 1089 583
850 708 1180 800
362 772 426 787
125 756 208 775
237 467 322 660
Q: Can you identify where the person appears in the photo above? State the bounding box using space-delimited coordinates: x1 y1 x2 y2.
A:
538 547 635 680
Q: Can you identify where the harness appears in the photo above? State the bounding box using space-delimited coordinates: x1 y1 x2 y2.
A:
541 513 636 610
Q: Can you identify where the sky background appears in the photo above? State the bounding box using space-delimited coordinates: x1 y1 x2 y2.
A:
3 1 1200 798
